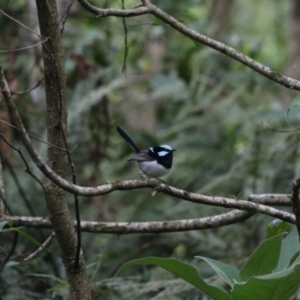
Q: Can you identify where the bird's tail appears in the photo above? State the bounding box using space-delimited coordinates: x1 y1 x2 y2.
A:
116 126 140 153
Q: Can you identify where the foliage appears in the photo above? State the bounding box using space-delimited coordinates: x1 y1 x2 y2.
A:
116 229 300 300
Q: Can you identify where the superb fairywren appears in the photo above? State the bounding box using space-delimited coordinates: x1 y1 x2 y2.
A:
117 126 176 178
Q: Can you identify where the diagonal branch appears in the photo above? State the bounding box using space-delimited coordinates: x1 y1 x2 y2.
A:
10 76 45 95
0 135 45 189
0 8 44 38
77 0 300 91
23 232 55 262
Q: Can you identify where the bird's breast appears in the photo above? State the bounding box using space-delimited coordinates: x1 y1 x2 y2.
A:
138 160 170 178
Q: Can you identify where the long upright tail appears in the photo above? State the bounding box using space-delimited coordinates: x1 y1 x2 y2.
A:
116 126 140 153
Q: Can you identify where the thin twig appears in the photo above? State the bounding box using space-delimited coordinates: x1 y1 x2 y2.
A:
0 40 48 53
10 76 45 95
0 231 18 273
0 8 44 38
59 0 75 34
0 189 12 215
121 0 128 74
0 119 67 151
0 135 45 188
0 158 19 273
23 232 55 262
3 157 37 216
2 153 59 275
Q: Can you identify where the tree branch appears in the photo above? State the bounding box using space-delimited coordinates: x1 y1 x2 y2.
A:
77 0 150 17
1 210 256 234
23 232 55 262
248 194 292 206
78 0 300 90
0 201 296 234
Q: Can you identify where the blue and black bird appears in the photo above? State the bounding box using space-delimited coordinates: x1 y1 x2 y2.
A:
117 126 176 178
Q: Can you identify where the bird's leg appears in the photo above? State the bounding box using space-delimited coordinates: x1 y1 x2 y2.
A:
151 178 170 196
155 177 170 190
139 171 149 182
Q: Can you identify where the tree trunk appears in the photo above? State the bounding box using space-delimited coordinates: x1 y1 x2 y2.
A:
35 0 91 298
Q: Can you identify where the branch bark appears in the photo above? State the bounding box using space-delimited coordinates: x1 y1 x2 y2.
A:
0 210 256 234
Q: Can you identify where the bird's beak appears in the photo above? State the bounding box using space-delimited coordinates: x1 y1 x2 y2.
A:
172 149 176 152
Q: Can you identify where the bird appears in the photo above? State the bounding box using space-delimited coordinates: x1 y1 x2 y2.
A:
116 126 176 178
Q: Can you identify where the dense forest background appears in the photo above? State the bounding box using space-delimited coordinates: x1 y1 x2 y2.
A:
1 0 300 299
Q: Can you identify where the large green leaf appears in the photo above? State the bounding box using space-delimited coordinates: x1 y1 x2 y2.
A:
196 256 239 287
115 257 231 300
232 265 300 300
239 234 283 281
274 226 300 271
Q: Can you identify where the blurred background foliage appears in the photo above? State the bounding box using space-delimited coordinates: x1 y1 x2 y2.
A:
1 0 300 299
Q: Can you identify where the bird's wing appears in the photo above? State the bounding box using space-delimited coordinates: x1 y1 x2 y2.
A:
128 150 154 162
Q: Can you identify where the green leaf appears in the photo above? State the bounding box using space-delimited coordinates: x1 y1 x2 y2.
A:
16 228 50 251
114 257 231 300
0 221 8 231
7 227 50 252
196 256 239 287
287 96 300 117
239 234 283 281
232 265 300 300
267 220 291 238
274 226 300 271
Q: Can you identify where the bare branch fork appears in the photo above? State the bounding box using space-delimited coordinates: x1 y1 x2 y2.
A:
78 0 300 91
